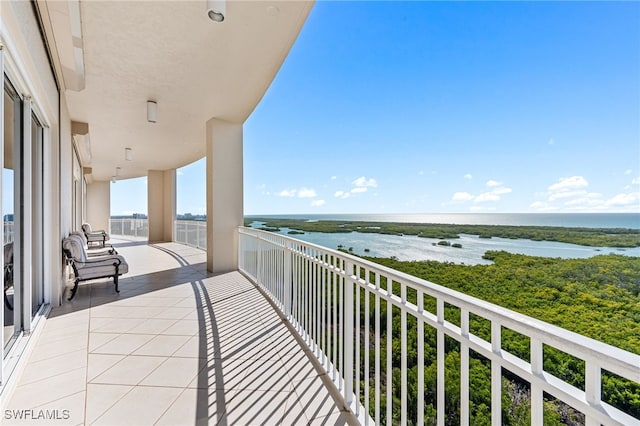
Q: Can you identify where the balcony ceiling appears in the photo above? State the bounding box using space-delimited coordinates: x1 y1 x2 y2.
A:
46 0 312 181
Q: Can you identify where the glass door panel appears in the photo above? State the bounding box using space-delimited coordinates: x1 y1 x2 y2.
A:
3 81 20 351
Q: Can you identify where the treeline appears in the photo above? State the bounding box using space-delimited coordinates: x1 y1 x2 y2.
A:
353 252 640 424
246 218 640 248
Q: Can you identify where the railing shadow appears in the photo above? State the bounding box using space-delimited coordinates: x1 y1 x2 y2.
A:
47 240 352 424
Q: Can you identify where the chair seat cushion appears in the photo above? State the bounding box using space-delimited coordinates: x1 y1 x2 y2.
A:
76 255 128 279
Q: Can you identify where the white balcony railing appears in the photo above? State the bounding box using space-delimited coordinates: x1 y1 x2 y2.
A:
174 220 206 250
108 218 149 238
238 226 640 426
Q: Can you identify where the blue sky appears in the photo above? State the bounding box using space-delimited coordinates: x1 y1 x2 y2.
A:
111 1 640 216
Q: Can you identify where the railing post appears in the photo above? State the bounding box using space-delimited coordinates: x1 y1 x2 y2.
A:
460 308 470 426
284 241 291 318
256 233 262 286
344 261 354 410
530 338 544 425
436 299 445 426
401 282 407 425
585 361 601 426
491 321 502 426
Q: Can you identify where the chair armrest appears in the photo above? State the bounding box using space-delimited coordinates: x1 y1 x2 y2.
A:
75 256 122 267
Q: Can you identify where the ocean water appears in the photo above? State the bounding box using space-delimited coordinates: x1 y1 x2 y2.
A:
247 213 640 229
246 213 640 264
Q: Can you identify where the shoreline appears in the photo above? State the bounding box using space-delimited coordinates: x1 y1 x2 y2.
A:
247 217 640 248
246 212 640 229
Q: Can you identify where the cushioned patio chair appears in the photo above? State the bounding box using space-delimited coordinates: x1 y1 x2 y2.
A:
81 223 110 248
62 236 128 301
70 231 116 256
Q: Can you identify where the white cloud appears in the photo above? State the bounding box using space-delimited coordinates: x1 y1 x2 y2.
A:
452 192 474 201
464 174 473 180
330 176 337 180
632 177 640 185
625 169 633 175
176 170 184 176
353 176 378 188
548 138 555 145
311 199 325 207
492 187 512 195
276 187 318 199
418 170 424 176
277 189 296 197
548 176 588 192
475 192 501 203
451 182 512 204
564 197 604 208
536 175 640 212
334 176 378 200
605 192 640 207
470 205 496 212
475 183 512 203
530 201 559 212
297 188 317 198
548 190 588 201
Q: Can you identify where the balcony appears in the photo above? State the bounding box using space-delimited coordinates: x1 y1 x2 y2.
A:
4 225 639 425
2 238 354 425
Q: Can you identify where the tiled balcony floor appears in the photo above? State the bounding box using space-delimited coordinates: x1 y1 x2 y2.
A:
4 239 355 425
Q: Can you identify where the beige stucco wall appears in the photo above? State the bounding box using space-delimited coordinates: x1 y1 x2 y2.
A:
86 180 110 233
206 118 243 273
163 169 176 241
148 169 175 243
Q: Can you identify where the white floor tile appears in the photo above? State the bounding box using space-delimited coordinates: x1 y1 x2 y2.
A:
5 242 353 426
90 355 166 385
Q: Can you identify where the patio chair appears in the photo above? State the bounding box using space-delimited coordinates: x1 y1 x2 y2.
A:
62 236 128 301
70 231 117 256
4 242 13 311
81 223 110 248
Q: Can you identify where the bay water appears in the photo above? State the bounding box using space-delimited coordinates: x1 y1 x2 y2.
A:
247 213 640 264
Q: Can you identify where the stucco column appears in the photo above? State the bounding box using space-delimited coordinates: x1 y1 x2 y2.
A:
148 169 176 243
206 118 243 273
86 180 110 232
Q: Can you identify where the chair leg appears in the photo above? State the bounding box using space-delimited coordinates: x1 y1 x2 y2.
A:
68 279 80 301
113 262 120 293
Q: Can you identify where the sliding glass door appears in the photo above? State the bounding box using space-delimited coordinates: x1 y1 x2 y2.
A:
2 78 47 354
3 79 20 352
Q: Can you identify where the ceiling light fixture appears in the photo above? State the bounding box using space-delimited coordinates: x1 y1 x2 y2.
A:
115 166 121 176
207 0 225 22
125 147 133 161
147 100 157 123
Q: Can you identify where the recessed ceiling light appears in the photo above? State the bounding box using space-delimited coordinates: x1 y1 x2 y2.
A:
207 0 225 22
147 100 157 123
